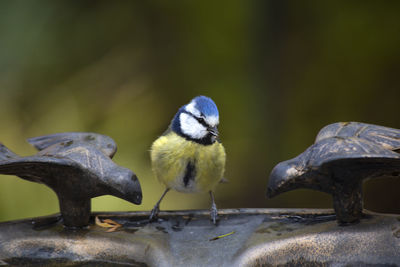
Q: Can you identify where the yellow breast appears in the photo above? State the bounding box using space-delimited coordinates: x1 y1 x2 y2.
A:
150 132 226 193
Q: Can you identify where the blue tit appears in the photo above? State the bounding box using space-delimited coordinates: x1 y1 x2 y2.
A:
149 95 226 224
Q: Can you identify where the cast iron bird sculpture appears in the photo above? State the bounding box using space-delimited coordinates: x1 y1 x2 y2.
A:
0 132 142 228
267 122 400 224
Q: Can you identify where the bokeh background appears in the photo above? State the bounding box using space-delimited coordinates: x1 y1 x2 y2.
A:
1 1 400 222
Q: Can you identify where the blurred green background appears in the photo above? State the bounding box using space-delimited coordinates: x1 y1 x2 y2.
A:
1 1 400 222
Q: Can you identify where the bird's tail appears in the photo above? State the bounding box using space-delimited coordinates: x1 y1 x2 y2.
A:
0 143 19 161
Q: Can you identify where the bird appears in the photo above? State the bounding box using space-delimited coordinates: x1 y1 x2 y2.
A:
0 132 142 228
149 95 226 224
267 122 400 224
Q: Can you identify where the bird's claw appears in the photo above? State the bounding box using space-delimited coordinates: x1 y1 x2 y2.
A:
149 206 160 222
210 203 219 225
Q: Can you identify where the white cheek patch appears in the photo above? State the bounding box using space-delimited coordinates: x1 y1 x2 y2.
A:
180 113 208 139
185 102 201 117
206 115 219 127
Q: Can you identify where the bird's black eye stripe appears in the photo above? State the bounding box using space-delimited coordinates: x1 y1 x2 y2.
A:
195 116 209 127
182 111 209 127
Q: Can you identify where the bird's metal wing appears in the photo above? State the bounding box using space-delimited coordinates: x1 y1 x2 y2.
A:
316 122 400 151
0 156 84 185
0 143 18 160
27 132 117 158
307 137 400 181
356 124 400 151
310 137 400 167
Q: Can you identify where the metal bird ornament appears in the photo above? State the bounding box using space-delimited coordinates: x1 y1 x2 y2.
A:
0 132 142 228
267 122 400 225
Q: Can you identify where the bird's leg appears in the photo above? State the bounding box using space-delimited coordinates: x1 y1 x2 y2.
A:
149 188 170 222
209 191 219 225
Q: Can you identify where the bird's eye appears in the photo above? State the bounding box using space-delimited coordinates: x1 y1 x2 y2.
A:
197 117 205 124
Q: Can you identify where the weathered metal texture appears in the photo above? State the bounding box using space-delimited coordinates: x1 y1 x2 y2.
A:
1 209 400 266
0 133 142 228
267 122 400 224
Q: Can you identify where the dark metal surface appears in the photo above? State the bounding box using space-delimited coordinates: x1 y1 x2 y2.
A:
1 209 400 266
0 133 142 228
267 122 400 224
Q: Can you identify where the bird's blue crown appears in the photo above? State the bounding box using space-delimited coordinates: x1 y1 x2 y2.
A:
192 96 219 117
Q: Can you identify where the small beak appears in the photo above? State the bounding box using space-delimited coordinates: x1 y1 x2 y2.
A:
208 126 219 137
